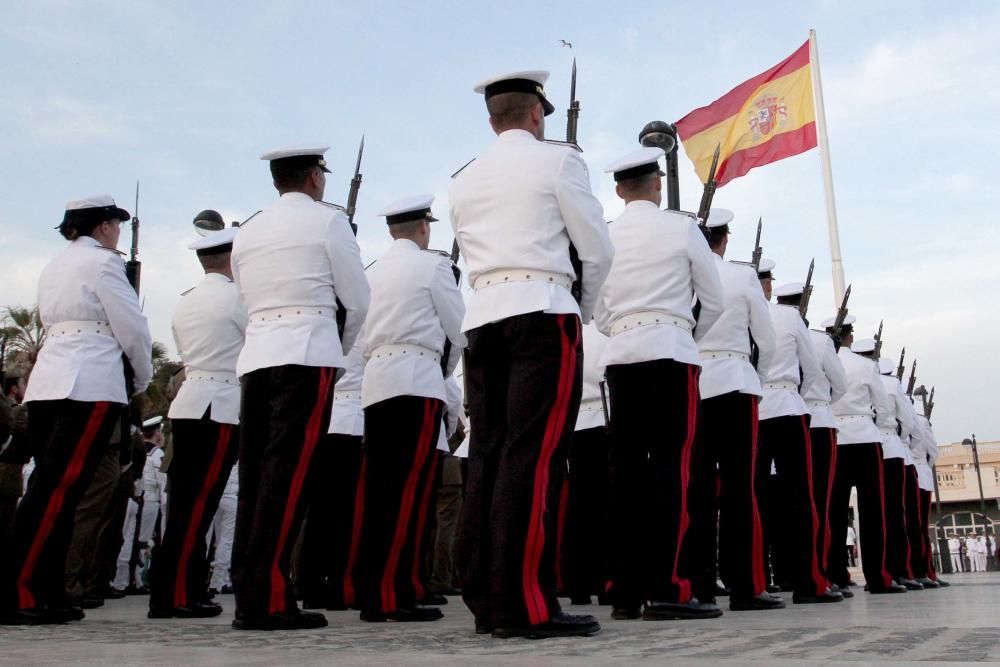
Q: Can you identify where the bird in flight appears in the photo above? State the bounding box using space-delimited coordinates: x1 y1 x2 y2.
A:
559 39 573 48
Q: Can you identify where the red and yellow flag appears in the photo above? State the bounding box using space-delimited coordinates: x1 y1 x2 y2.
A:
676 40 816 187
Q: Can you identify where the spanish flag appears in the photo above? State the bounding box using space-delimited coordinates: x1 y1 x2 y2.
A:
676 40 816 187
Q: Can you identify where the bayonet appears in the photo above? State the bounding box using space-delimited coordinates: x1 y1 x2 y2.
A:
799 258 815 320
751 217 763 270
566 58 580 148
906 360 917 397
927 386 935 419
345 135 365 235
873 320 884 361
696 144 721 232
896 348 906 382
126 180 141 295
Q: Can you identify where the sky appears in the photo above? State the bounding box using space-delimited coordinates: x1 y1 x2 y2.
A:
1 1 998 444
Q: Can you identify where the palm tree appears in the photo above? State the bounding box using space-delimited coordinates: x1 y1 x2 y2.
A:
2 306 45 366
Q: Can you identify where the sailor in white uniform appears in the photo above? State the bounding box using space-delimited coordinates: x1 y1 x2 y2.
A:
450 70 612 639
208 461 238 594
4 196 151 625
689 209 782 612
910 406 947 585
149 224 246 618
596 147 724 621
230 144 369 631
356 195 465 623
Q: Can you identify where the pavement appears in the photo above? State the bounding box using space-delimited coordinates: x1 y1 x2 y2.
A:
2 572 999 666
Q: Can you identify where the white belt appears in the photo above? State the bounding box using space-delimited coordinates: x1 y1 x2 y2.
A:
185 369 238 385
472 269 573 292
250 306 335 324
838 414 873 422
700 350 750 362
879 428 898 436
47 320 113 337
763 381 798 391
611 311 692 337
807 399 831 408
334 391 361 401
372 343 440 364
579 398 603 411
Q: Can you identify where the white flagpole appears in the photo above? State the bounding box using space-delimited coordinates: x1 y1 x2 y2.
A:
809 28 846 305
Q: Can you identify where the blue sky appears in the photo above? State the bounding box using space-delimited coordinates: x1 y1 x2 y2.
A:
2 1 998 443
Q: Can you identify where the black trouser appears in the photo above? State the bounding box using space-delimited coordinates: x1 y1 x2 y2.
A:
298 433 363 608
354 397 442 613
688 391 765 601
232 365 336 619
429 456 463 593
918 489 937 579
810 427 838 581
65 440 120 601
605 358 700 609
757 415 827 597
828 443 894 591
458 312 582 629
882 457 912 581
904 466 926 578
563 426 610 600
3 399 120 611
149 415 238 610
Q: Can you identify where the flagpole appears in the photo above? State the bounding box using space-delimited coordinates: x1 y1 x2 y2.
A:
809 28 846 305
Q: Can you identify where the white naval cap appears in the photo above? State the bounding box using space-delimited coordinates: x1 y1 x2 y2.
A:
474 70 555 116
851 338 876 354
188 226 238 255
757 257 776 277
260 144 331 173
378 194 439 225
142 415 163 429
773 282 804 298
604 146 666 182
61 195 130 227
878 358 894 375
821 313 856 328
704 207 734 229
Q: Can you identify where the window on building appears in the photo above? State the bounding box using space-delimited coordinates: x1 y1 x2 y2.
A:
938 471 965 489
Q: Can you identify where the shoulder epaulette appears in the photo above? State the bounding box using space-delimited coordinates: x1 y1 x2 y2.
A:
99 246 126 256
180 286 196 296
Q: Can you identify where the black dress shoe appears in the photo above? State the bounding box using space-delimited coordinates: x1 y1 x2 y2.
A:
931 578 949 587
899 578 924 590
729 592 786 611
0 608 51 625
714 584 731 597
569 594 592 605
47 606 86 623
492 611 600 639
475 616 492 634
79 594 105 609
420 593 448 606
232 609 328 631
149 601 223 619
360 605 443 622
325 601 348 611
106 587 128 599
765 584 781 594
301 598 326 610
610 606 641 620
829 584 853 599
643 598 723 620
869 582 908 594
430 586 461 596
792 589 843 604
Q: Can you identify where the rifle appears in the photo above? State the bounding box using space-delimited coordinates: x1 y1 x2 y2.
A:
695 144 721 233
638 121 680 211
345 136 364 235
896 348 906 382
118 181 142 464
126 181 141 295
599 379 610 429
906 360 917 397
827 284 851 350
446 238 469 414
799 258 815 320
926 386 935 419
565 58 579 149
751 217 763 271
872 320 884 361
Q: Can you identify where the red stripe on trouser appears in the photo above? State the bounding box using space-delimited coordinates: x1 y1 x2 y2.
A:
174 423 232 607
409 450 439 601
554 476 570 593
380 399 437 612
922 492 936 578
668 366 698 603
268 367 334 614
821 429 837 572
900 465 914 579
748 398 766 595
343 458 367 607
522 315 576 625
799 417 827 594
17 401 109 609
874 450 894 588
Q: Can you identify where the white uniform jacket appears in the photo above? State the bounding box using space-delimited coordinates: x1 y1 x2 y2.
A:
759 303 822 420
360 240 466 408
231 192 369 377
25 236 153 404
576 322 609 431
910 415 938 491
437 374 465 453
448 129 613 331
595 201 723 368
167 273 248 425
328 344 364 437
804 330 848 429
831 349 890 444
697 256 775 399
877 373 916 460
